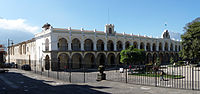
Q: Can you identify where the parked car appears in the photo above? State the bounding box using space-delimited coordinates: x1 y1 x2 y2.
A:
21 64 31 71
4 63 11 68
10 62 16 68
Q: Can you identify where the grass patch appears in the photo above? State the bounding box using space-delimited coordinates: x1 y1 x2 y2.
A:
129 73 184 79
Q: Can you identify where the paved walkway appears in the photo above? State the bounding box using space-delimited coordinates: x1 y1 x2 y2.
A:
1 69 200 94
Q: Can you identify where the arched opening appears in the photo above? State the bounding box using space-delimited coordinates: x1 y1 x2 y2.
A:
140 42 144 49
175 53 179 61
170 43 173 51
116 53 122 65
175 45 177 52
146 53 152 64
97 53 106 65
179 45 181 51
153 43 156 51
57 53 69 70
165 42 168 51
165 53 170 64
72 38 81 51
107 53 115 66
97 39 104 51
107 40 114 51
45 55 50 70
72 53 82 69
146 43 150 51
133 42 138 48
84 39 93 51
117 41 123 51
84 53 95 68
152 53 157 64
159 42 162 51
159 53 163 64
125 41 130 49
58 38 68 51
45 38 49 51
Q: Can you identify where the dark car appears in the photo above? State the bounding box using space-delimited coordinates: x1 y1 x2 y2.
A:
21 65 31 71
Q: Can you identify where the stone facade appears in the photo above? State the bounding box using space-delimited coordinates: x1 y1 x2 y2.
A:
8 23 181 71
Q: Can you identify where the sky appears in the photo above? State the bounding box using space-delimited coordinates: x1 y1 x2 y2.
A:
0 0 200 45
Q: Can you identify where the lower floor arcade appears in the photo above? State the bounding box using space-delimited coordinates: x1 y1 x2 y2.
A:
44 51 179 71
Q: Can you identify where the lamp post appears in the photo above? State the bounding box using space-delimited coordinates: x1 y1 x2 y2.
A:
7 39 13 63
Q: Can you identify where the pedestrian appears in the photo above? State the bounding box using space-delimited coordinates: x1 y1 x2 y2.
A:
160 71 164 81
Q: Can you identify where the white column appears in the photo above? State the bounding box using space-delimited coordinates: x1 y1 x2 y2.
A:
168 42 170 51
138 42 140 49
122 41 125 50
156 42 159 51
81 40 84 51
93 41 96 51
114 39 117 51
162 42 165 51
104 37 107 51
68 34 72 50
144 42 146 51
150 43 153 51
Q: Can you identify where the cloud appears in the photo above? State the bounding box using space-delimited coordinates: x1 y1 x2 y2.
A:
169 31 182 41
0 18 39 34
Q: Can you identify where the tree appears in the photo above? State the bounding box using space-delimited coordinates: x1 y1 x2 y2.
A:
180 17 200 63
120 46 146 65
170 57 174 65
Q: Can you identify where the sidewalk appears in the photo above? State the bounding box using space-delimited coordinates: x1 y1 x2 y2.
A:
8 69 200 94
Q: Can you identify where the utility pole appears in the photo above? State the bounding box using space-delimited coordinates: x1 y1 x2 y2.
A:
7 39 13 63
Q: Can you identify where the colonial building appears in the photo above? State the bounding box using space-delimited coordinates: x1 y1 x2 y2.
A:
9 23 181 71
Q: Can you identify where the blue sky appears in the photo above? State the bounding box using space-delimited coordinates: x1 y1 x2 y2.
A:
0 0 199 45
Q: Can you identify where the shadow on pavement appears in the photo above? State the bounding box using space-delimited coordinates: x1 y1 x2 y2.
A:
0 71 111 94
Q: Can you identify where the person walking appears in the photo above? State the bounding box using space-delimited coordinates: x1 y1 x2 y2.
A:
160 71 164 81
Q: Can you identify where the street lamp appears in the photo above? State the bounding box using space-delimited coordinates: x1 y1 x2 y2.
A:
7 39 14 63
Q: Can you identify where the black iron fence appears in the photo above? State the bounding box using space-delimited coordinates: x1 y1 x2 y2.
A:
16 63 200 90
105 64 200 90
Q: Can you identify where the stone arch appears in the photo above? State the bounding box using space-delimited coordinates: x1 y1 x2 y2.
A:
159 42 162 51
117 40 123 51
107 53 115 65
116 53 122 65
175 53 179 61
107 40 114 51
153 43 156 51
84 53 95 68
140 42 144 49
133 42 138 48
170 43 173 51
58 53 69 70
84 39 93 51
175 45 177 51
45 55 50 70
146 43 151 51
58 38 68 51
159 53 163 64
152 53 157 64
165 53 170 64
97 39 104 51
165 42 168 51
97 53 106 65
72 53 82 69
72 38 81 51
146 53 152 64
125 41 130 49
45 38 49 51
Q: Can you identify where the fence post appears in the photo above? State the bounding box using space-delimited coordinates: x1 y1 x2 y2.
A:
192 66 194 90
155 70 157 87
125 65 127 83
84 64 85 83
69 62 71 83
